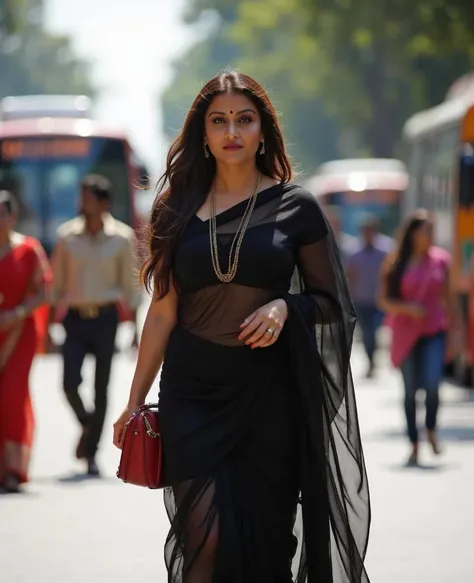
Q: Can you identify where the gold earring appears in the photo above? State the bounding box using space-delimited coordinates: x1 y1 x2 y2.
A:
260 142 265 155
204 143 210 158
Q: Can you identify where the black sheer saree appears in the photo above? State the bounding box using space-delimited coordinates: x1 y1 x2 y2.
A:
158 183 370 583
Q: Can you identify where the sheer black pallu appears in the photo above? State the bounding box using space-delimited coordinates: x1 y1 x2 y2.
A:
284 227 371 583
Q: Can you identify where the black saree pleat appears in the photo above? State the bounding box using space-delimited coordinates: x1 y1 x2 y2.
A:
284 223 371 583
159 326 300 583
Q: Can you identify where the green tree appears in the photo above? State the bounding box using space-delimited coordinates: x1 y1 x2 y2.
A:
300 0 474 156
228 0 341 171
161 0 474 170
0 0 24 35
232 0 474 158
160 5 240 141
0 0 94 101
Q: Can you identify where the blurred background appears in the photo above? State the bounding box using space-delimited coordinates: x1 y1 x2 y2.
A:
1 1 474 581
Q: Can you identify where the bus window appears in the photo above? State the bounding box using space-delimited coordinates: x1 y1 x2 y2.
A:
407 141 423 213
458 145 474 275
46 163 82 241
459 146 474 208
0 161 42 239
88 138 130 223
327 190 402 238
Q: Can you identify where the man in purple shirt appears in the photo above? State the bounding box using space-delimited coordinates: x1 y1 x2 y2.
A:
346 215 392 377
324 205 358 265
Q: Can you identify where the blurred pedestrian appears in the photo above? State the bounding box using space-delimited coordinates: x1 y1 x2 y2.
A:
113 72 370 582
51 175 141 476
379 210 454 465
346 215 391 377
324 204 357 264
0 191 51 493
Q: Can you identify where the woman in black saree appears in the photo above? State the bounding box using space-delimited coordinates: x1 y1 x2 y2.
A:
113 71 371 583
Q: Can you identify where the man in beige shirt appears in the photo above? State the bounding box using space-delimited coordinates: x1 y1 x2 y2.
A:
51 174 141 476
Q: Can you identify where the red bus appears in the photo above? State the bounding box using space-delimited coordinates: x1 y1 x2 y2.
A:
0 95 148 255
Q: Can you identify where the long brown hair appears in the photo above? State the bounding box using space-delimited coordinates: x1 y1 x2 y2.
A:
141 71 293 299
386 210 431 298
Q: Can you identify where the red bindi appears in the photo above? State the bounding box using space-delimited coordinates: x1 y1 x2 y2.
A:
230 110 233 114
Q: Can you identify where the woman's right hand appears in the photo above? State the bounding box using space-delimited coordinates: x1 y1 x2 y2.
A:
404 303 426 319
113 405 137 450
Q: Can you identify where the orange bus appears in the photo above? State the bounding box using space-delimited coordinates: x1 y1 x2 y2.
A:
403 80 474 385
305 158 408 239
0 95 148 255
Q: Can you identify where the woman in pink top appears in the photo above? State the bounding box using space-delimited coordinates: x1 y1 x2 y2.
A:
379 211 453 465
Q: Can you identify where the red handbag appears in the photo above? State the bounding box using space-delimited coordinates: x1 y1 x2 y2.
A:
116 403 166 489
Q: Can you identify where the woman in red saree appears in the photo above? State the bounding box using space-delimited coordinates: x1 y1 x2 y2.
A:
0 190 51 493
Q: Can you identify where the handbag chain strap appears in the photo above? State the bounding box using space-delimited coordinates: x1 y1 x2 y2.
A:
141 412 160 439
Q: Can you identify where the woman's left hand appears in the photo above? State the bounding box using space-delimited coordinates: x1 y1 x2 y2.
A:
239 299 288 349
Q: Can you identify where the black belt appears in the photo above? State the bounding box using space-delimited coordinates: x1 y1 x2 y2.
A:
68 303 116 320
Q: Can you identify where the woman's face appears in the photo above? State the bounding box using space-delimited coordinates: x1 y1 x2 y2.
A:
204 92 263 166
412 220 433 253
0 203 14 238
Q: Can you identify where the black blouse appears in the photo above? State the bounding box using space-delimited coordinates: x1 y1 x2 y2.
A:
174 183 329 346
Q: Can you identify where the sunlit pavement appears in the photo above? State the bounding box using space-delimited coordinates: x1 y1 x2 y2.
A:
1 325 473 583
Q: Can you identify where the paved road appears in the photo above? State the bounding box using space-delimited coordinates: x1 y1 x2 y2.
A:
1 328 473 582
